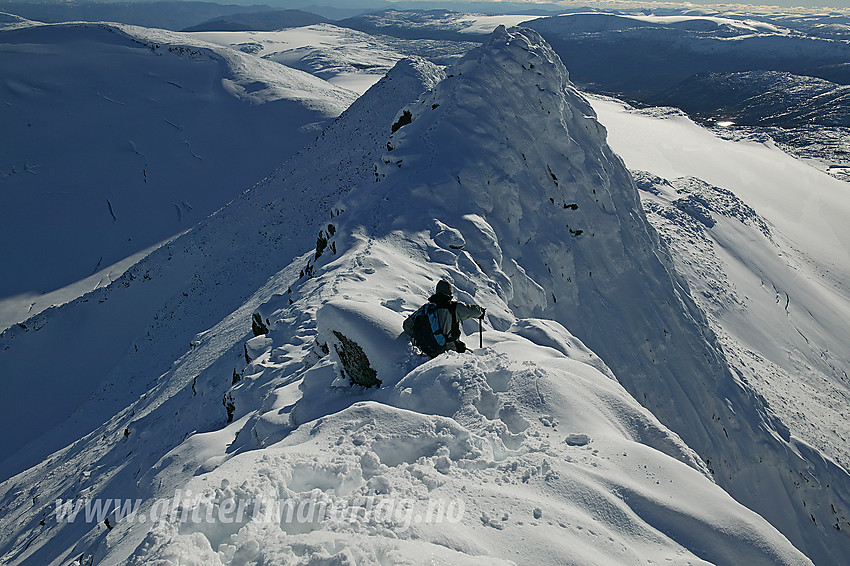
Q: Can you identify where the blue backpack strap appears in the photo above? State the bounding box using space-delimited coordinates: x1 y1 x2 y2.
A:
427 303 446 346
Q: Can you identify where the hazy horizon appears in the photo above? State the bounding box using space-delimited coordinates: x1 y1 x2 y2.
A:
2 0 849 14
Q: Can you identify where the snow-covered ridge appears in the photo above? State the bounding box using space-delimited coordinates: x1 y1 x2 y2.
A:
541 10 791 34
189 24 416 94
1 21 848 566
366 26 850 564
115 27 813 565
129 243 809 564
340 9 534 33
337 9 544 41
0 53 443 565
0 52 441 478
455 14 546 35
187 22 476 96
107 22 357 109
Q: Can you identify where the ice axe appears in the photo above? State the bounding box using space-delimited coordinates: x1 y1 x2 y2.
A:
479 308 485 349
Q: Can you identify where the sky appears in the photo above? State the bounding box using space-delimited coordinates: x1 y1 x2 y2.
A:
363 0 850 14
4 0 848 15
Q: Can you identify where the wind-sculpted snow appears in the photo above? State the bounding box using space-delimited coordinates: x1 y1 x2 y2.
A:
162 24 834 564
337 25 850 563
0 23 844 566
127 174 807 565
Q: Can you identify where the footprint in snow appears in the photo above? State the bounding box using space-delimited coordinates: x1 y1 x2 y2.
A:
565 433 591 446
381 298 405 312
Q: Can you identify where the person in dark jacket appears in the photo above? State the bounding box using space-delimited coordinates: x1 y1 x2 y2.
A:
403 279 485 355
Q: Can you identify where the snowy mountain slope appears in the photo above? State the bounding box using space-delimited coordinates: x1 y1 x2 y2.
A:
716 125 850 184
455 13 545 35
0 1 278 31
119 238 810 565
1 18 848 566
186 8 850 130
589 98 850 290
115 25 830 564
0 20 355 328
588 96 850 560
189 24 410 94
530 10 792 35
337 9 541 41
589 97 850 468
761 11 850 40
363 27 850 564
634 171 850 473
240 8 850 175
0 55 441 484
0 25 818 566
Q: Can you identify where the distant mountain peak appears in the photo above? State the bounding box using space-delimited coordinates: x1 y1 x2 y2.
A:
181 9 330 33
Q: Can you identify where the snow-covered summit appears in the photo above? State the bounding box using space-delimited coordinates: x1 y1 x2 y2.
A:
299 25 850 563
369 23 735 452
117 26 814 566
0 23 847 566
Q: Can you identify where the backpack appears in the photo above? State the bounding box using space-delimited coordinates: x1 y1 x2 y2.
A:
411 302 457 357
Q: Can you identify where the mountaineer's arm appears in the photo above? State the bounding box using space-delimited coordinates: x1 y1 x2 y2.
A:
454 302 484 322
